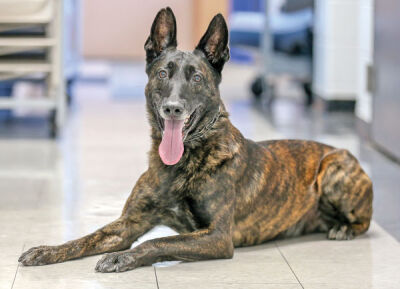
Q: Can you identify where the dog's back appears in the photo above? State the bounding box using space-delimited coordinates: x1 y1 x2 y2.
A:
231 139 372 246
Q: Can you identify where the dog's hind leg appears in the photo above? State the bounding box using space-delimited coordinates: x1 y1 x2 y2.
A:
19 172 161 266
316 149 373 240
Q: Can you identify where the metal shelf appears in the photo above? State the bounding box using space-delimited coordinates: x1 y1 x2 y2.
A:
0 60 51 73
0 37 55 47
0 0 67 137
0 98 56 109
0 0 53 25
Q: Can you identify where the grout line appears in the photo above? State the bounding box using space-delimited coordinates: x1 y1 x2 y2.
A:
11 185 42 289
274 241 305 289
11 184 42 289
10 263 20 289
153 266 160 289
11 244 25 289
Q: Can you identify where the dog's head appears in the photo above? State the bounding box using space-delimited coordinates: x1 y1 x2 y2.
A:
144 7 230 166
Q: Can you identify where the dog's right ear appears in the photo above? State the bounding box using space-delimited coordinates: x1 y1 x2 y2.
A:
144 7 177 65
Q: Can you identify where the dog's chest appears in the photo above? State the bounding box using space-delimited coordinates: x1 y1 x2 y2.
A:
164 196 212 232
160 167 218 231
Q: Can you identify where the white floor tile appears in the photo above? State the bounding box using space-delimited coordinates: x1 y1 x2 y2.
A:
12 279 157 289
276 222 400 288
159 283 302 289
15 256 156 283
302 283 400 289
156 243 298 284
0 265 18 289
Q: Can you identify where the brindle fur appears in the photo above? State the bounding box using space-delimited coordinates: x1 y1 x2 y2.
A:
19 8 373 272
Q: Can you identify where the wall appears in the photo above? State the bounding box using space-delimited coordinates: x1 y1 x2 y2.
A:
82 0 194 59
193 0 229 44
81 0 229 60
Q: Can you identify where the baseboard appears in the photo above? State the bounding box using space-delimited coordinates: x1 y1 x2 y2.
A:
370 141 400 165
355 116 371 141
356 117 400 165
314 94 356 112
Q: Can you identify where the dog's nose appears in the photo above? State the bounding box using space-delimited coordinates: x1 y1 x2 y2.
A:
162 103 184 118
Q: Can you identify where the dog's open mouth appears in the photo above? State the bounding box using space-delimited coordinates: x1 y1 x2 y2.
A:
158 109 198 166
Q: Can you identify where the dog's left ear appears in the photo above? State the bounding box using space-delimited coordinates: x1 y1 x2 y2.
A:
195 14 230 73
144 7 177 65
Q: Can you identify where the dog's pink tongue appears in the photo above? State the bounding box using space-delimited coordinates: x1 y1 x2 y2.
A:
159 119 184 165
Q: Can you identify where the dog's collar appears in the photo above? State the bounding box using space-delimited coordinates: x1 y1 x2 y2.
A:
187 106 222 142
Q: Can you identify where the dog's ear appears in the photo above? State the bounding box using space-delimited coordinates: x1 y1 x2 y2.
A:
195 14 230 73
144 7 177 65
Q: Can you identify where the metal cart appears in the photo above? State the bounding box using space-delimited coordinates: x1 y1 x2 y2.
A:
250 0 314 106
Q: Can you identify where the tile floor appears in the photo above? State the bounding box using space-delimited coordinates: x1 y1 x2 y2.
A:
0 62 400 289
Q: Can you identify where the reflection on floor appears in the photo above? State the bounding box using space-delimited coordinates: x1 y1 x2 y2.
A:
0 62 399 289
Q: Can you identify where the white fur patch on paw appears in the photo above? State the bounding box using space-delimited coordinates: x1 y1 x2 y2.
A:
328 225 354 240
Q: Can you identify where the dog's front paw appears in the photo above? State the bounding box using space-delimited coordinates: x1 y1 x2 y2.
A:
18 246 57 266
95 252 140 273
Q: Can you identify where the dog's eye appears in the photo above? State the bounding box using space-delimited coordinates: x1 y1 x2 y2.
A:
158 70 168 79
193 74 202 82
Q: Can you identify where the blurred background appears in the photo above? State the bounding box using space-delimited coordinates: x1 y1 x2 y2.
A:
0 0 399 242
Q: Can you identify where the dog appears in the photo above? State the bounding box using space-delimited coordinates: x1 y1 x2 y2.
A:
19 7 373 273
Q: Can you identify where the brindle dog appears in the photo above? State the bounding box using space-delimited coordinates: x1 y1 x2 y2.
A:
19 8 373 273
